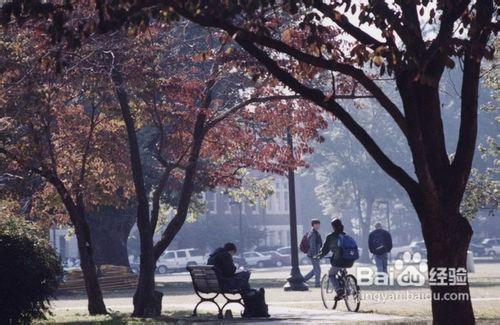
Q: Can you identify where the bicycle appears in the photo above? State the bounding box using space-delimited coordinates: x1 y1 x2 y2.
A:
321 268 360 312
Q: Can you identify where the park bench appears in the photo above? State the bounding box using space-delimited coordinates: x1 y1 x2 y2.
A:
186 265 244 319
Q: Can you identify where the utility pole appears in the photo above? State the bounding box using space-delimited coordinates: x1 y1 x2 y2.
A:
284 128 308 291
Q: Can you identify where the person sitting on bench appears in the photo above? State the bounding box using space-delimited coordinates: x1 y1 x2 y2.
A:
207 242 251 295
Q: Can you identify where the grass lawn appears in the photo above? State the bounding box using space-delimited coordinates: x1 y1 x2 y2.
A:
39 262 500 324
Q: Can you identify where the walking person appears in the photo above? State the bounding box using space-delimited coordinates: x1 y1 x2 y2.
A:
302 219 323 287
368 222 393 274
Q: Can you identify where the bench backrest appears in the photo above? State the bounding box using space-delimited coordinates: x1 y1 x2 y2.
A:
186 265 221 294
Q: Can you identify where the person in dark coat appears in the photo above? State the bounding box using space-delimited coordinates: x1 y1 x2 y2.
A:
368 222 393 274
303 219 323 287
207 242 251 294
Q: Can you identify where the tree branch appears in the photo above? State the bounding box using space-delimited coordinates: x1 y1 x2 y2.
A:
171 5 409 138
450 0 494 206
233 36 420 199
313 3 385 48
153 111 207 261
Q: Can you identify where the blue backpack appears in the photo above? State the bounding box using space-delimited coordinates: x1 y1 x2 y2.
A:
338 234 359 262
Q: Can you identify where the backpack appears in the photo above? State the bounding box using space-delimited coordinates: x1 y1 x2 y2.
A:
299 232 310 254
337 234 359 266
242 288 270 318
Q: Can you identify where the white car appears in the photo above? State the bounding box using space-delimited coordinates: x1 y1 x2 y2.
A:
156 248 206 274
276 246 310 265
391 244 413 260
482 238 500 257
391 241 427 260
243 251 272 268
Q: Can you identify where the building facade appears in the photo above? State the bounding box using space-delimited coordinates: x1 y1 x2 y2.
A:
198 172 328 250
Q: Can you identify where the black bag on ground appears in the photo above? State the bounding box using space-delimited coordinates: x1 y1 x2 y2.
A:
242 288 270 318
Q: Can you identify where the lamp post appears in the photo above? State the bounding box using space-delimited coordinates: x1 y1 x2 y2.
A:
230 200 244 251
284 128 308 291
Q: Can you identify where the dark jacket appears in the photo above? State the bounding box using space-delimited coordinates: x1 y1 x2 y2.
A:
307 229 323 257
207 247 236 278
368 228 393 255
317 231 345 267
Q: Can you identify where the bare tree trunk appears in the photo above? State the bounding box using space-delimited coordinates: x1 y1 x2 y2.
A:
354 184 373 263
111 64 162 317
73 216 108 315
359 221 371 263
132 219 161 317
47 175 107 315
87 207 135 267
421 211 474 324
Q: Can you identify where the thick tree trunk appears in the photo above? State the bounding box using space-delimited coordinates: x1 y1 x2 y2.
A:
111 65 162 317
422 211 474 324
73 219 108 315
87 207 135 267
132 218 162 317
46 175 107 315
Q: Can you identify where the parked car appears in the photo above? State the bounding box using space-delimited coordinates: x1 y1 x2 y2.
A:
409 241 427 258
481 238 500 257
156 248 206 274
261 251 291 267
243 251 272 268
276 246 310 265
391 243 412 260
469 243 488 257
233 254 246 268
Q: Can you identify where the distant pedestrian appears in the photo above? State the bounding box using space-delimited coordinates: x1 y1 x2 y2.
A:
368 222 393 274
302 219 323 287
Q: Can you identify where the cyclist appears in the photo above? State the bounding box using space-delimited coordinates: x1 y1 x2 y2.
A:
314 218 352 300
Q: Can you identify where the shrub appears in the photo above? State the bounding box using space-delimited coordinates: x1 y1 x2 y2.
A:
0 214 62 323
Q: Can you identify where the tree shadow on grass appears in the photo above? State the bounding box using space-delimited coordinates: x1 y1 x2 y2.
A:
46 310 282 324
56 279 288 300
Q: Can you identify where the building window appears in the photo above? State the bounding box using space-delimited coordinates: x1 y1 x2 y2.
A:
222 195 232 214
282 180 289 212
266 177 290 214
203 192 217 214
249 204 260 215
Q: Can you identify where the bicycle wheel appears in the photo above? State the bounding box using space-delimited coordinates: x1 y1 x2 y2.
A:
320 274 337 310
344 274 360 312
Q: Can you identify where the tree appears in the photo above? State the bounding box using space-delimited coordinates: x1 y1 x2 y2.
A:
103 24 325 316
0 26 134 315
16 19 326 315
4 1 495 321
314 102 407 262
159 2 495 322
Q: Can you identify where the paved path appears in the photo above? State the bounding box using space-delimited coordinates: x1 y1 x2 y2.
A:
52 296 408 323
